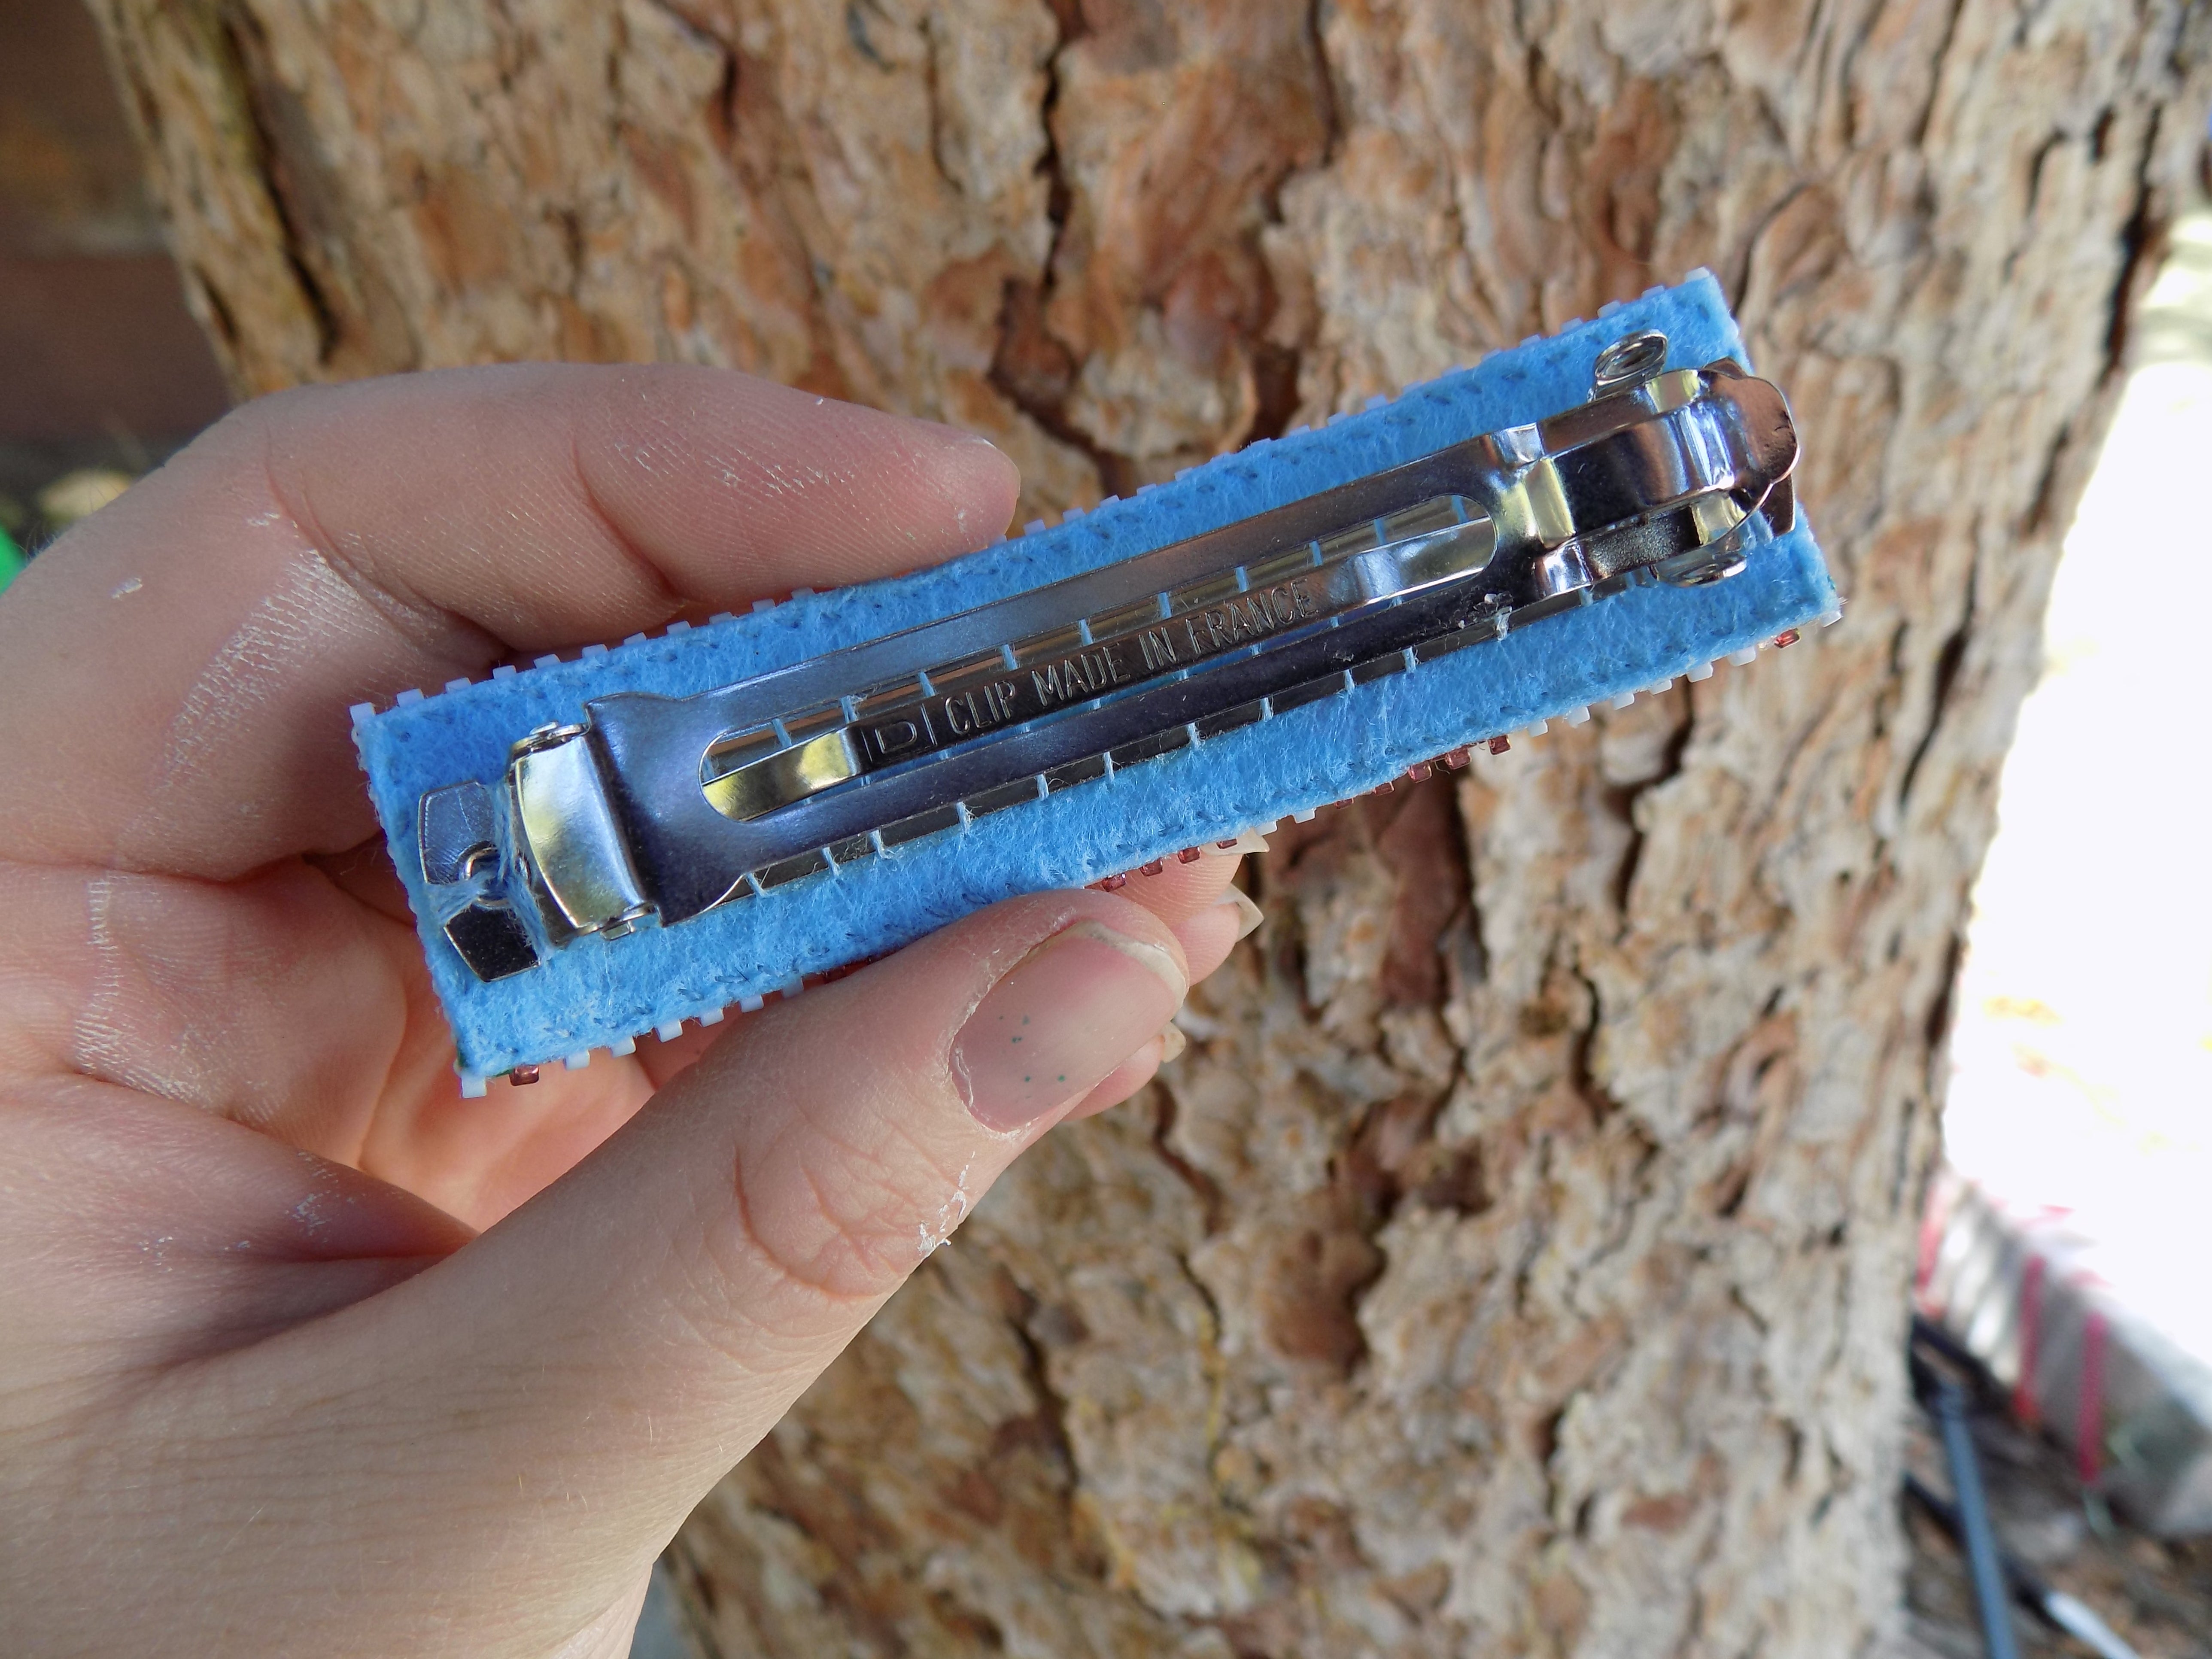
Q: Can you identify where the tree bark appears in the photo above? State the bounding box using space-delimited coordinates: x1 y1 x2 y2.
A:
91 0 2211 1652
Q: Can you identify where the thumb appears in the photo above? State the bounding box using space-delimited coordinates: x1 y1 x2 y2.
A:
276 891 1187 1647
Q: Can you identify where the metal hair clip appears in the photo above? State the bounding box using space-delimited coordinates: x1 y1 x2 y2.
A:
415 333 1799 984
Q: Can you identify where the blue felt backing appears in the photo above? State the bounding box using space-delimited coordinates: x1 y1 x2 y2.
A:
355 272 1838 1080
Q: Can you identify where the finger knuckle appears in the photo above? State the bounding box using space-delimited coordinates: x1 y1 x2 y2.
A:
697 1093 966 1318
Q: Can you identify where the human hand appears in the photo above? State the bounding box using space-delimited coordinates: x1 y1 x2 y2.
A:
0 368 1256 1656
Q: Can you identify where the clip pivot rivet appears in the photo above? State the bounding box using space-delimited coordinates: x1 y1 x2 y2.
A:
1592 329 1669 393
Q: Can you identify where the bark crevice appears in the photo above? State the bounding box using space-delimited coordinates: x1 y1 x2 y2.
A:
1898 563 1975 813
208 6 340 365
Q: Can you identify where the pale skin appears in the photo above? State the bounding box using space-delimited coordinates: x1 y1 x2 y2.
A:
0 367 1256 1657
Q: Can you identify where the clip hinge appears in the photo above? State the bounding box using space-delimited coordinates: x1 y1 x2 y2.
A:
508 725 652 941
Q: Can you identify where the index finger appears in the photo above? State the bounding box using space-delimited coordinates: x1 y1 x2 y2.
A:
0 365 1019 876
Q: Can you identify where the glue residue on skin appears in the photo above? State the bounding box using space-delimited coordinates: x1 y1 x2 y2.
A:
72 872 212 1107
135 547 392 858
916 1157 975 1257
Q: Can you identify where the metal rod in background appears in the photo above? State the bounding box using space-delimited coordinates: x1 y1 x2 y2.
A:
1931 1374 2024 1659
1904 1474 2143 1659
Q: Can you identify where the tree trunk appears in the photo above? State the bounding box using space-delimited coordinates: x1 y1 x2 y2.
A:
91 1 2210 1651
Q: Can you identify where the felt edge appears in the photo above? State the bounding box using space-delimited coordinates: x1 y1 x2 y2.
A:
351 274 1843 1078
434 556 1838 1080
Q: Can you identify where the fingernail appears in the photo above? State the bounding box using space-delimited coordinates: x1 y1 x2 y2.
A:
953 920 1187 1131
1158 1024 1187 1063
1220 887 1264 941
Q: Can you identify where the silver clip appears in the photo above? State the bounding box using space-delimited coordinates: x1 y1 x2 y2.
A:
416 780 541 981
1592 328 1669 393
417 344 1801 978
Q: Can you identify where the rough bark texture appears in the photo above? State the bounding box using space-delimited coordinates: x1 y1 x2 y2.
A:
91 1 2212 1653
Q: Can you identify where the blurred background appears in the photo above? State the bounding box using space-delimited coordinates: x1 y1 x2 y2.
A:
1903 206 2212 1657
0 0 223 574
3 2 2207 1654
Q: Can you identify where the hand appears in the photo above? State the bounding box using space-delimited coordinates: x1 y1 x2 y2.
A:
0 368 1255 1657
